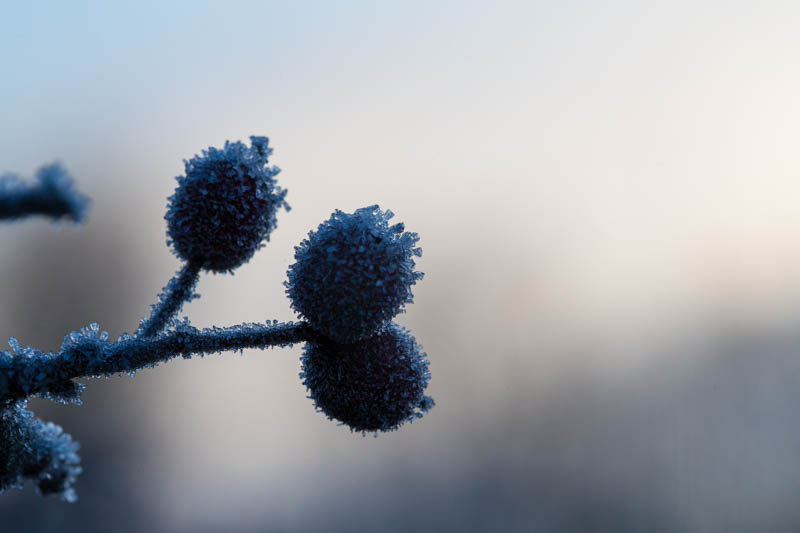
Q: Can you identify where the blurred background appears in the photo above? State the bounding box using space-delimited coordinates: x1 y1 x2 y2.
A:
3 1 800 531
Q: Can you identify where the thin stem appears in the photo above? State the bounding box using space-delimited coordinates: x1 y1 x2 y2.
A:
138 260 202 338
0 321 317 405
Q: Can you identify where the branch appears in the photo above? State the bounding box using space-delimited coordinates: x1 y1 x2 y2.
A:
0 164 89 222
0 321 316 405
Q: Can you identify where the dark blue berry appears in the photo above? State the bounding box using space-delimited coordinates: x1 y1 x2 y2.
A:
286 206 423 342
300 323 434 432
166 136 288 272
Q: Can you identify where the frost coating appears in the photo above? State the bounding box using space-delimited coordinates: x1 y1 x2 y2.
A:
0 163 89 222
166 136 288 272
0 403 81 502
286 205 423 342
301 323 434 433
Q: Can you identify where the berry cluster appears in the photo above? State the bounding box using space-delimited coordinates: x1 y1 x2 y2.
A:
0 136 433 501
288 206 431 432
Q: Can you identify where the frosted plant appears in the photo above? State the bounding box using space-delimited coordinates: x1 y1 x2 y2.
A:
0 163 88 223
0 137 433 501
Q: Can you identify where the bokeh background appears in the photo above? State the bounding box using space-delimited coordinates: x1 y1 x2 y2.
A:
3 1 800 531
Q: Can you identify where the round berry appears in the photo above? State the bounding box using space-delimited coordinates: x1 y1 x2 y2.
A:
166 136 288 272
301 323 434 432
286 205 423 342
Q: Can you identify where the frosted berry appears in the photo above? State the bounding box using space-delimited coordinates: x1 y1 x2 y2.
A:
166 136 288 272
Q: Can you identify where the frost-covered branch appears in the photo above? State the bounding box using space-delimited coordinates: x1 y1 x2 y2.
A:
0 163 88 222
0 321 313 405
0 136 433 502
